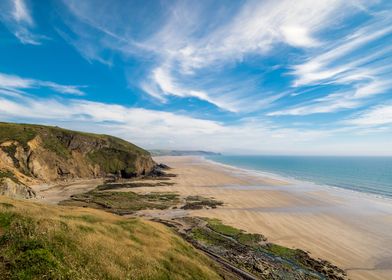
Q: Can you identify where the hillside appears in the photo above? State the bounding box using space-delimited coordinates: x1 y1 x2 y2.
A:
0 196 227 279
0 122 155 198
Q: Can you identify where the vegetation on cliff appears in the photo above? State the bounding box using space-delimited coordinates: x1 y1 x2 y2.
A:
0 122 156 198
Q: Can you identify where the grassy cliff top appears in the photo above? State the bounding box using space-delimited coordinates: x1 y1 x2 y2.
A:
0 122 149 154
0 196 223 279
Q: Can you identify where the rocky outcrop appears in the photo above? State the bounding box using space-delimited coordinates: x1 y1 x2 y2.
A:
0 122 156 197
0 178 36 199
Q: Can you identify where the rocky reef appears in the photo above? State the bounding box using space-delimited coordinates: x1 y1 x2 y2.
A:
160 217 347 280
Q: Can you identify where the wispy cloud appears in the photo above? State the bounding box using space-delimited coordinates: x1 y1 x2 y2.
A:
268 13 392 116
0 0 45 45
12 0 32 24
291 20 392 87
0 72 86 96
58 0 373 113
268 93 360 116
346 104 392 126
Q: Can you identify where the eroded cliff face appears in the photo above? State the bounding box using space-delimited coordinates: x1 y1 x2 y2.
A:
0 123 156 198
0 178 36 199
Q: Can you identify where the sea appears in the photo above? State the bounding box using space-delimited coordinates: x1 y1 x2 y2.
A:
207 155 392 198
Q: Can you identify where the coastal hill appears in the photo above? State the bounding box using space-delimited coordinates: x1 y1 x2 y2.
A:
150 149 221 156
0 122 155 198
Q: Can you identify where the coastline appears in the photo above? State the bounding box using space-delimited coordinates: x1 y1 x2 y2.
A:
205 155 392 201
146 156 392 280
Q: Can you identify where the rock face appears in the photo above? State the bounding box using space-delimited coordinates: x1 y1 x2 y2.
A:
0 122 155 198
0 178 36 199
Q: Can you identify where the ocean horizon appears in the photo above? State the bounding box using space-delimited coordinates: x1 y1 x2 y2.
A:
207 155 392 199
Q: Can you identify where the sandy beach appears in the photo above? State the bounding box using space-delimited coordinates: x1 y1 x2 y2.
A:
30 155 392 279
132 156 392 280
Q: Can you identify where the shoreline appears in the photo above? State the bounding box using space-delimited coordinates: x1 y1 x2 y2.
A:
149 156 392 280
204 156 392 203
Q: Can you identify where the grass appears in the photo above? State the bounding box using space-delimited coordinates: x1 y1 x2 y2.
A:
265 243 299 259
96 181 174 191
182 197 223 210
0 196 224 280
0 123 37 149
204 218 265 247
87 148 138 175
59 190 180 215
41 135 71 159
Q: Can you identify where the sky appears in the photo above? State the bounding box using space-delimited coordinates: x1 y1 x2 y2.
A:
0 0 391 155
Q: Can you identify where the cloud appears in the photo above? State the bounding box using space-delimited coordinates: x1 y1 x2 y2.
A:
280 25 319 48
0 89 390 155
146 0 359 69
0 93 349 154
145 66 242 112
12 0 32 24
58 0 372 113
346 104 392 126
0 72 86 96
268 14 392 116
0 0 45 45
291 22 392 87
268 94 360 116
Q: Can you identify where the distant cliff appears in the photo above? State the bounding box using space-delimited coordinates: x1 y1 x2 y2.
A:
0 122 155 198
150 150 221 156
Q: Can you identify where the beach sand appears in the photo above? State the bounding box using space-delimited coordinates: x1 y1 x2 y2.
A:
137 156 392 280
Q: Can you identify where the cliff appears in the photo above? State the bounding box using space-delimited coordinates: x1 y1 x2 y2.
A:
0 122 155 198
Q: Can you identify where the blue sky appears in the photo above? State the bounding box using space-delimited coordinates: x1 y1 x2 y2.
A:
0 0 391 155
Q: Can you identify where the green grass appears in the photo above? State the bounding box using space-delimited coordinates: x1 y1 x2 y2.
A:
96 181 174 191
87 148 138 175
0 196 224 280
206 218 242 237
265 243 298 259
0 123 37 149
182 197 223 210
191 227 229 246
204 218 265 247
59 191 180 215
41 135 71 159
0 212 72 279
0 211 16 228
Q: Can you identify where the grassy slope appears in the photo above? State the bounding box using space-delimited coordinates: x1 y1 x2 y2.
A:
0 122 148 155
0 196 223 280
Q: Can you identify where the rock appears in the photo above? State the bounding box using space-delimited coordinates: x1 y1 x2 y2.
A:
0 178 36 199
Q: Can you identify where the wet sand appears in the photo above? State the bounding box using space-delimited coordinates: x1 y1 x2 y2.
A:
138 156 392 280
32 178 103 204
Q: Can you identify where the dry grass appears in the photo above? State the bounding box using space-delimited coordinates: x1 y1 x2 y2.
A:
0 196 223 280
